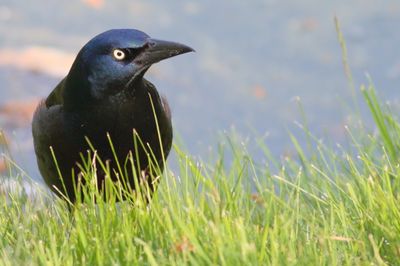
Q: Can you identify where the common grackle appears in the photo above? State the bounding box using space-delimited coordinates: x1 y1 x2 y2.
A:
32 29 193 202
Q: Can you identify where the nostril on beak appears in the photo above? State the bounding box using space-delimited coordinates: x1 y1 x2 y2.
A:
147 41 156 48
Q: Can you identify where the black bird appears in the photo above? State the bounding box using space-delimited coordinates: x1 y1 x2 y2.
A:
32 29 193 202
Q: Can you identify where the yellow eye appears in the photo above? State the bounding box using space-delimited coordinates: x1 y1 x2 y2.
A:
113 49 125 60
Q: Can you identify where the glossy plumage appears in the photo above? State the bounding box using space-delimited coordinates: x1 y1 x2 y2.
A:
32 29 193 202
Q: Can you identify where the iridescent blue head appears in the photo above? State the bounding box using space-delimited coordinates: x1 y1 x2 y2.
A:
64 29 193 105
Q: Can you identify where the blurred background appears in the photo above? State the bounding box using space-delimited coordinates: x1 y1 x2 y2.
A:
0 0 399 182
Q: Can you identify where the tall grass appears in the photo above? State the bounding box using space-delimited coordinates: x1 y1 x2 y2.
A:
0 83 399 265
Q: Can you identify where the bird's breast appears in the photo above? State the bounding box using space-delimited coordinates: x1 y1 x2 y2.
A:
74 91 169 156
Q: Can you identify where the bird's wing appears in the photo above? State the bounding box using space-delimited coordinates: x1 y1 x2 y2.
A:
45 78 66 108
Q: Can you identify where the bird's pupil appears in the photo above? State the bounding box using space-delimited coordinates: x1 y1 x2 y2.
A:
113 49 125 60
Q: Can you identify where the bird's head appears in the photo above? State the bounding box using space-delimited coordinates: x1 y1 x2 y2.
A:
64 29 193 104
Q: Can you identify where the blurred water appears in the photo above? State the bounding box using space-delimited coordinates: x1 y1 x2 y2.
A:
0 0 399 181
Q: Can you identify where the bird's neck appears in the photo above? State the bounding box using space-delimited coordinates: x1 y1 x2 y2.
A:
63 71 150 112
63 60 92 111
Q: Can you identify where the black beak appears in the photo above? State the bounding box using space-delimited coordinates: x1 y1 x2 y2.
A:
134 38 194 66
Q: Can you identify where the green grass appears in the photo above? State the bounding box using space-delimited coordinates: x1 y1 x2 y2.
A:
0 83 399 265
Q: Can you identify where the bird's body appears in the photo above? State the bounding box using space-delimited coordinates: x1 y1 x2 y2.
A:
32 29 193 202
